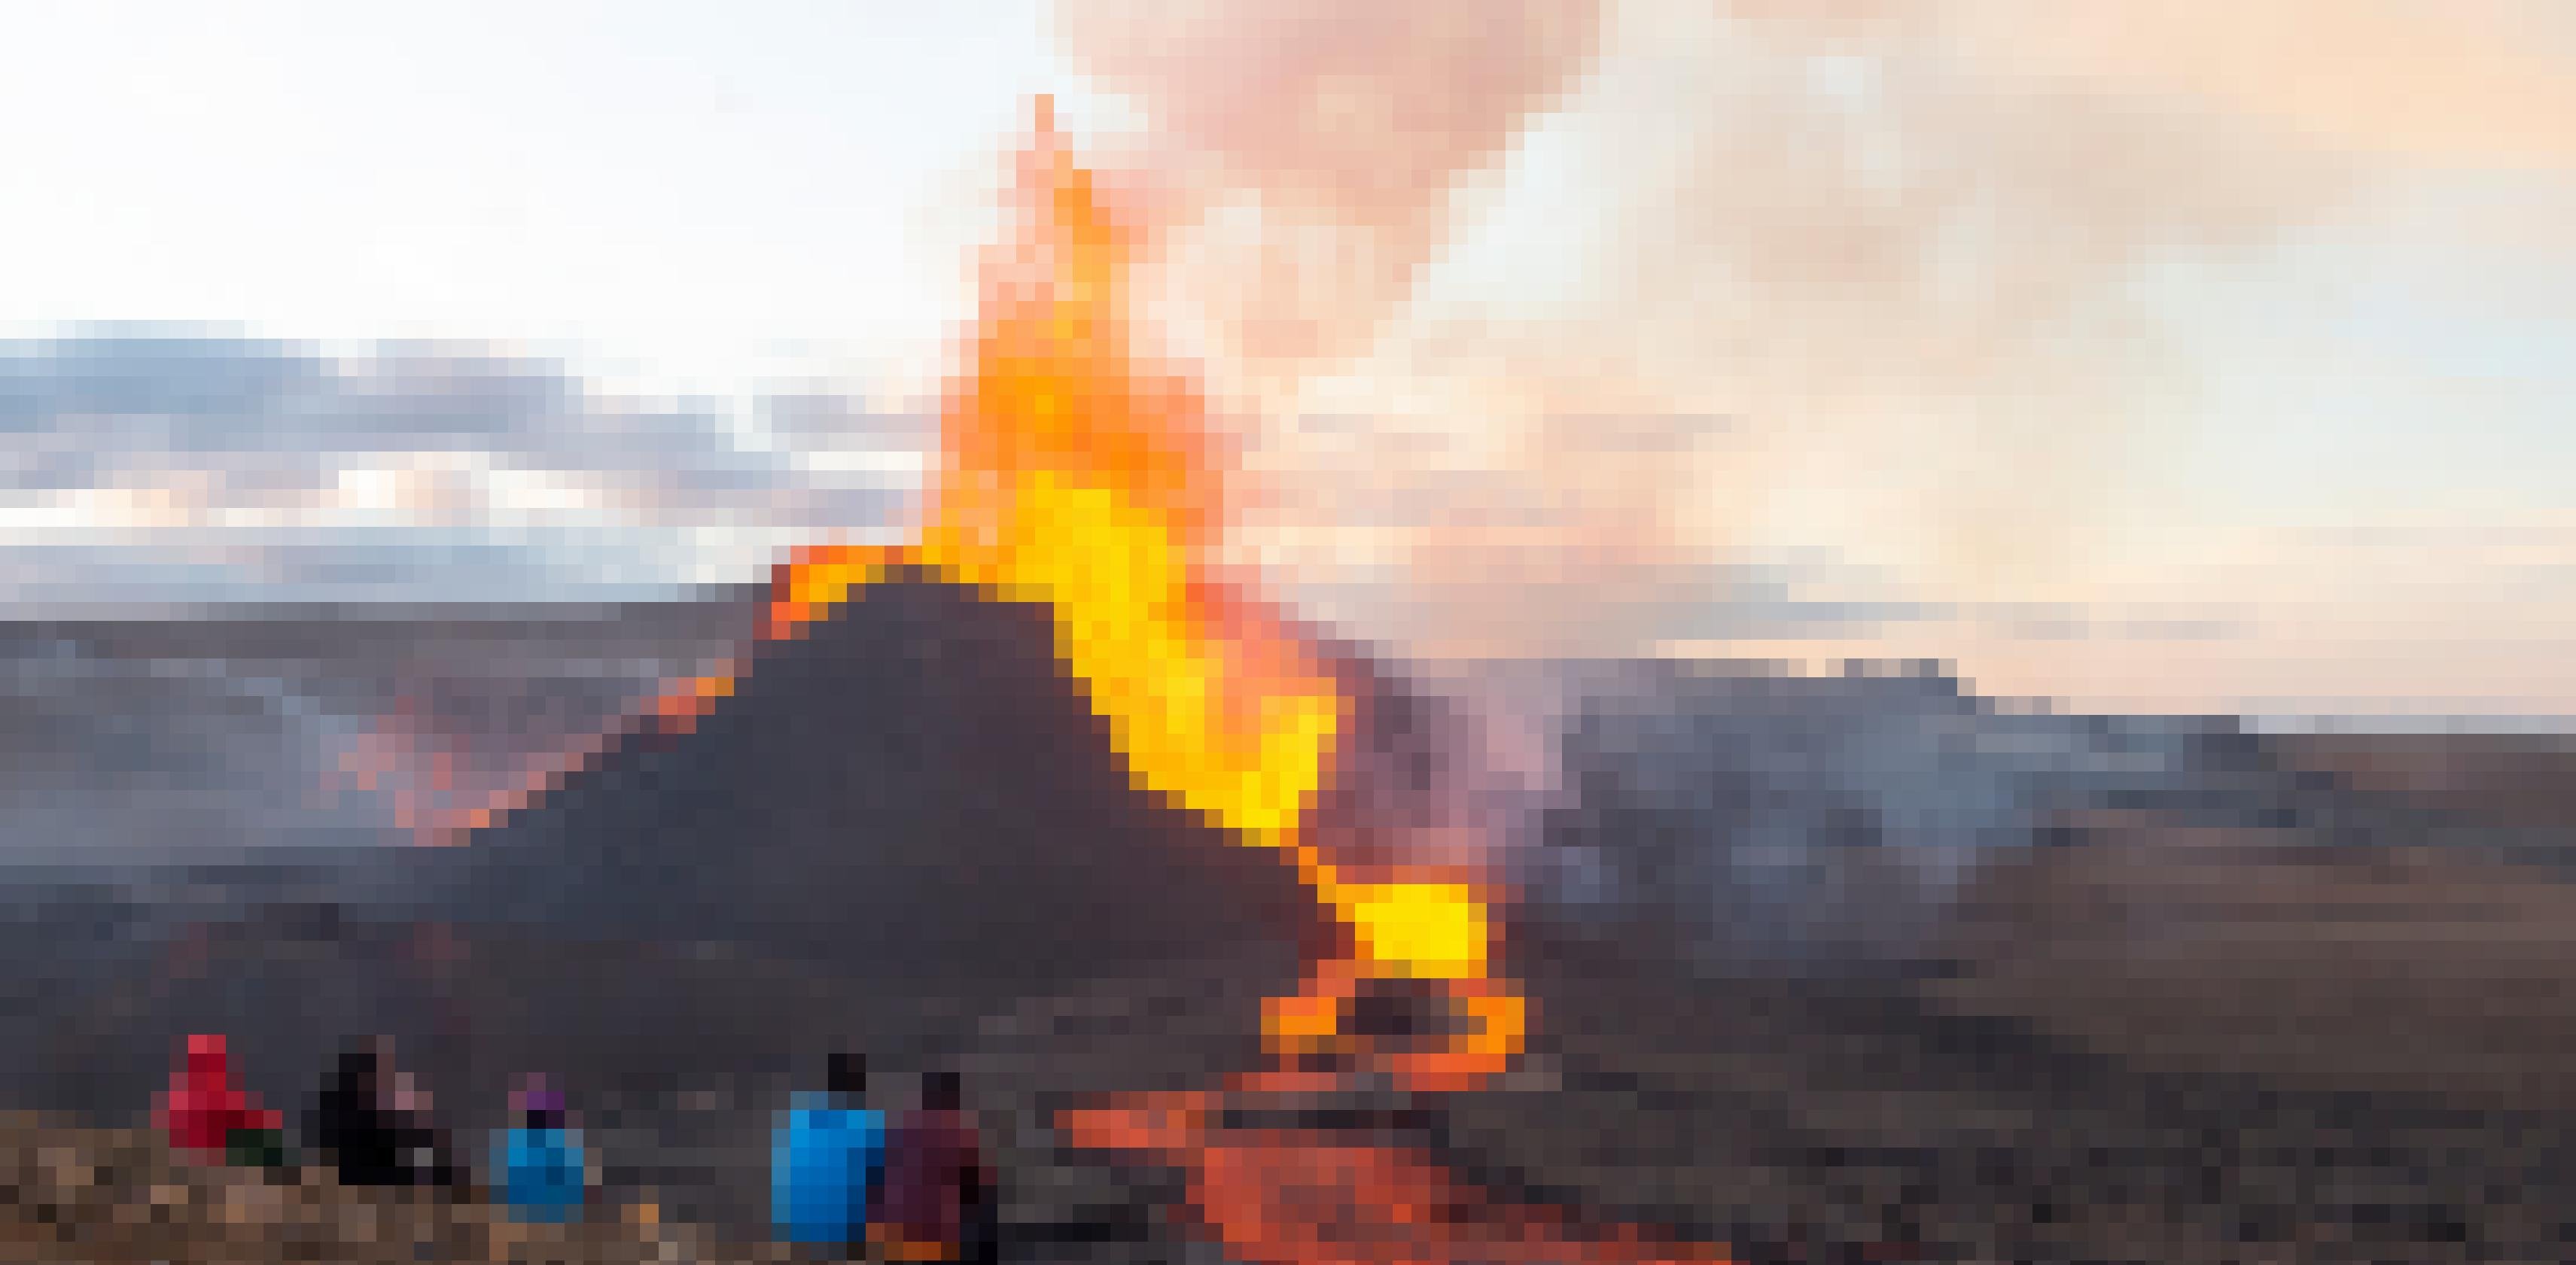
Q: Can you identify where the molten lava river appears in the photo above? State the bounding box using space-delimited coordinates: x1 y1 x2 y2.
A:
450 98 1734 1265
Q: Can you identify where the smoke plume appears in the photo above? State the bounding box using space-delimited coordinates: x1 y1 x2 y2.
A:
1055 0 1607 377
1055 0 2576 662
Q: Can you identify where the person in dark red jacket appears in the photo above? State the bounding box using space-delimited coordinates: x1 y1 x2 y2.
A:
154 1034 286 1166
877 1070 997 1263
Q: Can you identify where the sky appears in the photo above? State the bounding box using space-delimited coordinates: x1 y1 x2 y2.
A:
1 0 2571 721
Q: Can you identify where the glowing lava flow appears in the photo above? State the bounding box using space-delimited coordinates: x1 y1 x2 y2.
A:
780 102 1709 1259
1060 1088 1731 1265
697 99 1716 1263
448 96 1716 1263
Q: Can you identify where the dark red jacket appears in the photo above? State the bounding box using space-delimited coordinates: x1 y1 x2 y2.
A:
156 1035 280 1154
880 1108 990 1252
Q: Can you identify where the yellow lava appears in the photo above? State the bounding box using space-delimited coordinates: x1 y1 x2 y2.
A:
1339 881 1492 981
747 98 1516 1068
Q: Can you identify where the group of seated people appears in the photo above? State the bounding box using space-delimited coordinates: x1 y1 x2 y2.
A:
155 1034 995 1261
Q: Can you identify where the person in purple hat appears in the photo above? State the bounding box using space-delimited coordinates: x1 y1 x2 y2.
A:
495 1073 586 1223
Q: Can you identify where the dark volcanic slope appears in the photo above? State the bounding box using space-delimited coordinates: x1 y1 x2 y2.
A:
425 571 1329 984
5 576 1336 1242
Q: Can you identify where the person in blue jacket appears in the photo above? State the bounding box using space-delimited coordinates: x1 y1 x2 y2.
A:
772 1051 885 1251
495 1075 586 1224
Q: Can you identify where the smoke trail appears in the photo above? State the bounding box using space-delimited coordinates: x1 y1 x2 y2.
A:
1055 0 1607 378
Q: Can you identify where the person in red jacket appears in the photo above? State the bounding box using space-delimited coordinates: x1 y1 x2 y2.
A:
154 1034 286 1165
877 1070 997 1263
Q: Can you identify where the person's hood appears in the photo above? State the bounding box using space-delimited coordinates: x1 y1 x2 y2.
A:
181 1033 233 1084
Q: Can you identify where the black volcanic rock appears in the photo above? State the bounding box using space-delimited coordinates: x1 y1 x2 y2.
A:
426 571 1330 988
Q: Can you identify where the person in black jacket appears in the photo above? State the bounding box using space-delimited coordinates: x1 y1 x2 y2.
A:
307 1036 467 1192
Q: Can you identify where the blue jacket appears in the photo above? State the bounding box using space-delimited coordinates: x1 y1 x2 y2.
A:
771 1093 887 1245
495 1125 586 1223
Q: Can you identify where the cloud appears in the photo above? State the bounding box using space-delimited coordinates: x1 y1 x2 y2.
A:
0 332 926 608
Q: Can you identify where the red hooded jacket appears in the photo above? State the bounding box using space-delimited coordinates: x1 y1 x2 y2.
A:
155 1034 281 1155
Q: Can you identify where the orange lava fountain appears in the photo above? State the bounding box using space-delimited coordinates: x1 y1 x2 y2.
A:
738 96 1529 1086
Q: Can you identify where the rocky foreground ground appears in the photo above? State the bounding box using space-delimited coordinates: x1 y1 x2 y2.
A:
13 718 2576 1265
0 1110 827 1265
16 902 2576 1265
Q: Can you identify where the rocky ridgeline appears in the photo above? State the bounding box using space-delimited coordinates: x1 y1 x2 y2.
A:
0 1111 821 1265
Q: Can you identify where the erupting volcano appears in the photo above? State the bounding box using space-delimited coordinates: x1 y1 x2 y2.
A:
419 98 1721 1263
527 96 1530 1085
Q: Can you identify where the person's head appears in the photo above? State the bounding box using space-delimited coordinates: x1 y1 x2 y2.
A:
827 1051 866 1097
922 1069 963 1112
388 1069 431 1116
333 1037 385 1096
184 1032 230 1078
522 1087 568 1131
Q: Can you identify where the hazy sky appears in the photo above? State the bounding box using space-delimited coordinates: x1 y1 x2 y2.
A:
0 2 1081 394
2 0 2571 719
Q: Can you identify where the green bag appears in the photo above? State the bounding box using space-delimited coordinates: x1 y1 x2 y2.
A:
225 1125 291 1169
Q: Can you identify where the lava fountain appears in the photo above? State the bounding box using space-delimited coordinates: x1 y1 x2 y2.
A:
726 96 1527 1086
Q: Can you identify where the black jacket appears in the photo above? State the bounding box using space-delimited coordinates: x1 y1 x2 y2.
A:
307 1048 465 1190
